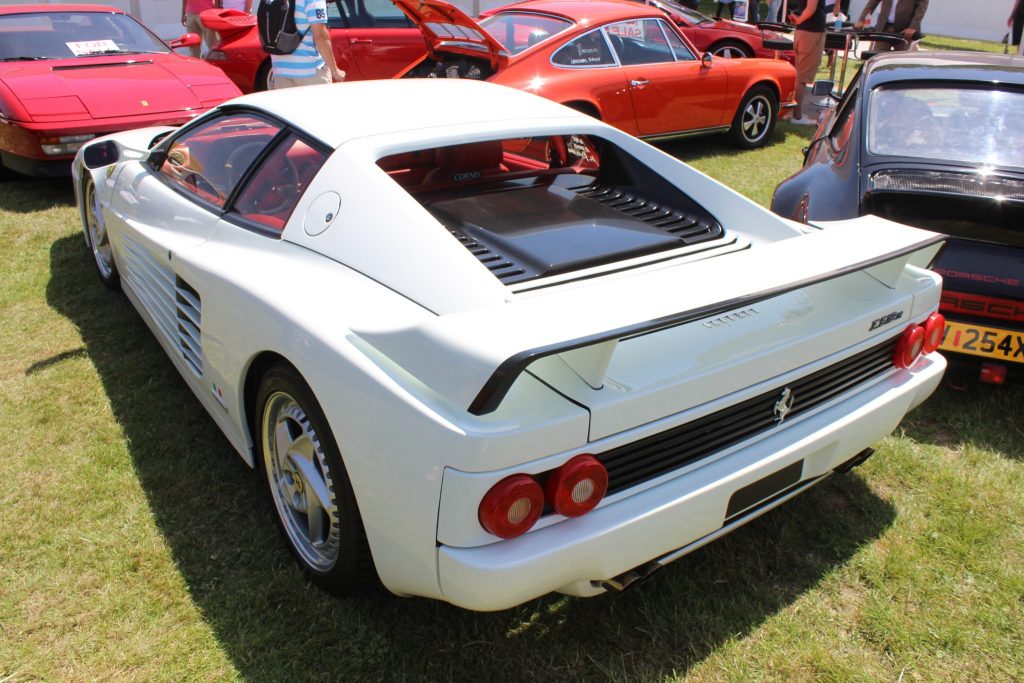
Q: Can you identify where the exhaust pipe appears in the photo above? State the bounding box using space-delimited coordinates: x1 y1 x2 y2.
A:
598 561 662 592
833 447 874 475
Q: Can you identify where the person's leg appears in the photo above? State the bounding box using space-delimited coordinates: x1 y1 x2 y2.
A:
792 30 825 121
716 1 724 18
183 13 203 58
272 65 331 89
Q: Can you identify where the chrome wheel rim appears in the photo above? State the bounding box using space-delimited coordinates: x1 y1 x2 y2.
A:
714 45 746 58
262 391 340 571
85 179 114 279
741 94 771 143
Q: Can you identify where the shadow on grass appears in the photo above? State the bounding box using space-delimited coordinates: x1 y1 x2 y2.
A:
900 380 1024 462
0 177 75 213
48 232 896 680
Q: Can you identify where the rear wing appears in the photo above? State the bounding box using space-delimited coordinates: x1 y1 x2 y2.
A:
355 218 944 416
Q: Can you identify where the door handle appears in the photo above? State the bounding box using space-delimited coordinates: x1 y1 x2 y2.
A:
350 38 373 44
630 79 650 88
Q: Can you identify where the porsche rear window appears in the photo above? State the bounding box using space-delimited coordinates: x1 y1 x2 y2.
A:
375 135 723 285
479 13 573 55
0 11 169 60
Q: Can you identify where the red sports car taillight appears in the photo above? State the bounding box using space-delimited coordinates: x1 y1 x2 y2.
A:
544 454 608 518
478 474 544 539
922 312 945 354
893 324 926 369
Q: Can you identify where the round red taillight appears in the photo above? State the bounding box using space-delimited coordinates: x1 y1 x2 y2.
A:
544 454 608 518
922 312 945 354
893 324 926 369
478 474 544 539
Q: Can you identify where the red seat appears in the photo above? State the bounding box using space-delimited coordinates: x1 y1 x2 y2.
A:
422 141 508 187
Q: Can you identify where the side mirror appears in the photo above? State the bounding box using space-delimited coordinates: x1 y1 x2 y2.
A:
83 140 119 169
169 32 201 49
811 79 835 97
701 51 714 69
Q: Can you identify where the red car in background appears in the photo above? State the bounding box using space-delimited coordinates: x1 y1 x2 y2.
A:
0 4 240 178
396 0 796 148
201 0 427 92
639 0 794 60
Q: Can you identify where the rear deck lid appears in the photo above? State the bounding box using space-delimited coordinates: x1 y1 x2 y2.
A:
391 0 508 66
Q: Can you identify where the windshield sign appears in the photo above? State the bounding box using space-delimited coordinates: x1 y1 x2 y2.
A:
868 86 1024 169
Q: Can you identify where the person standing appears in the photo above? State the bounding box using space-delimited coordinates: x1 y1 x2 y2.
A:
788 0 826 125
181 0 220 58
221 0 252 11
766 0 782 22
854 0 929 46
1009 0 1024 50
715 0 737 20
269 0 346 89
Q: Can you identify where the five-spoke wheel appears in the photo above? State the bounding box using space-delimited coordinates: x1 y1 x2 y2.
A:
83 176 120 289
730 86 778 149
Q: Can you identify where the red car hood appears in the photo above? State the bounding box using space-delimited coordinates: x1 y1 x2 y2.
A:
391 0 508 67
0 56 236 121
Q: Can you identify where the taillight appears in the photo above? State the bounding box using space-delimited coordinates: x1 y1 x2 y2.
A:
478 474 544 539
544 454 608 518
922 312 945 354
893 324 925 368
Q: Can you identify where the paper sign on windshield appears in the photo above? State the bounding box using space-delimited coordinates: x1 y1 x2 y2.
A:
66 40 120 56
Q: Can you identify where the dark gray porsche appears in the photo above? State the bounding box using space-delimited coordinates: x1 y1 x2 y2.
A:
772 52 1024 384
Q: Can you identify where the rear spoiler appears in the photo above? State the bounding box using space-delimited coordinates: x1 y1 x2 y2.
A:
355 218 944 416
199 8 255 38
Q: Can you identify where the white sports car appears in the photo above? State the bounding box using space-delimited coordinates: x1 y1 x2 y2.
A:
74 79 947 611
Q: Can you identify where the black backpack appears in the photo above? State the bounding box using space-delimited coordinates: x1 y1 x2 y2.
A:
257 0 308 55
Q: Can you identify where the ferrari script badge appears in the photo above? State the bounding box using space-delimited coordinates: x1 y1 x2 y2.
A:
774 387 795 423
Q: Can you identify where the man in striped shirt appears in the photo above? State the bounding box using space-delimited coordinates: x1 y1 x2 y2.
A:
270 0 345 89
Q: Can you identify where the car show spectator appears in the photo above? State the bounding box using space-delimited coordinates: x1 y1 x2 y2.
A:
788 0 826 125
766 0 782 22
269 0 346 89
1009 0 1024 50
854 0 929 46
222 0 252 11
181 0 220 57
715 0 738 20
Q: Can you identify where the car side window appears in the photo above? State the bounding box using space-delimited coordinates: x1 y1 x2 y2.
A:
231 134 329 234
551 29 615 67
663 22 695 61
158 114 282 209
829 86 858 152
605 19 676 66
337 0 412 29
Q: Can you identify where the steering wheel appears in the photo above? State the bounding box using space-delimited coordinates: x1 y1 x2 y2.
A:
242 156 300 216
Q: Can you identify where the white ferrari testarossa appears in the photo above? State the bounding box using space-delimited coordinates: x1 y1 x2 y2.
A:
74 79 946 611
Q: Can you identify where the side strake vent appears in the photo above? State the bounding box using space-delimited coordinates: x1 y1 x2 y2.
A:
175 278 203 378
573 184 723 243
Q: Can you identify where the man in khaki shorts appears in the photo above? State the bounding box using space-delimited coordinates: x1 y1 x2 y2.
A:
788 0 826 125
269 0 345 89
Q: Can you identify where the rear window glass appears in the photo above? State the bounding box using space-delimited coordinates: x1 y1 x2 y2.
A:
480 12 573 55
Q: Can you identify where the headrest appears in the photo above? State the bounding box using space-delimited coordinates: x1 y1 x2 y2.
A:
435 141 503 171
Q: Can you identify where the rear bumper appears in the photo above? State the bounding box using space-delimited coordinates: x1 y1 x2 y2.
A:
436 353 945 611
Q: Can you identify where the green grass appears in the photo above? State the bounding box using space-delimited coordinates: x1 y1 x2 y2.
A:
2 118 1022 679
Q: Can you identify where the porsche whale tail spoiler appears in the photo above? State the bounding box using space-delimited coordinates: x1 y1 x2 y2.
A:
356 219 945 416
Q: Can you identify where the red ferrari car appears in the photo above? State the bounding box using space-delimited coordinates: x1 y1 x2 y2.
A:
637 0 795 60
200 1 427 92
0 4 241 178
396 0 797 148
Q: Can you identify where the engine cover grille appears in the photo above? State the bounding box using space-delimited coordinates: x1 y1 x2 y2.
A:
599 336 899 495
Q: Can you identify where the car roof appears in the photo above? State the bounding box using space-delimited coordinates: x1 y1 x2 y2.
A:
0 4 124 15
489 0 666 23
230 79 592 149
862 51 1024 88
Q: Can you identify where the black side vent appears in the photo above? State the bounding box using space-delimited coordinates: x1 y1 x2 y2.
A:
175 278 203 378
574 184 723 244
449 228 526 283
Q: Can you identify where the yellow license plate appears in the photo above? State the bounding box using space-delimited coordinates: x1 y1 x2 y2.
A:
940 321 1024 364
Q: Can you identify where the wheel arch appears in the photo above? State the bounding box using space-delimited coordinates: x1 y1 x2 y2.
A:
561 99 602 120
242 350 293 466
709 38 755 58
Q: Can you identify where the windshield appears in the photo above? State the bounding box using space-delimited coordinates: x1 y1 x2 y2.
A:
867 86 1024 169
0 11 169 61
654 1 711 24
479 12 574 55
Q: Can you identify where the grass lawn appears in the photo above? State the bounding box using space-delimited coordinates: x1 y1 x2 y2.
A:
2 60 1022 683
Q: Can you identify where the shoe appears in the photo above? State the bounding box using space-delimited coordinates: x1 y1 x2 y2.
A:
788 115 818 126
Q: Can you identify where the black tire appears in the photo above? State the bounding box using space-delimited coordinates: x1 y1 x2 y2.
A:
564 101 601 120
710 40 753 59
255 59 273 92
729 85 778 149
255 363 373 594
81 176 121 290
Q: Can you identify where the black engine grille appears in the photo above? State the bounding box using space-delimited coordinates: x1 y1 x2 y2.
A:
573 184 722 244
598 336 899 495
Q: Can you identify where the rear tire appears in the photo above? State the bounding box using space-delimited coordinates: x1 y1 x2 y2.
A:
710 40 753 59
255 363 373 594
255 59 273 92
729 85 777 149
